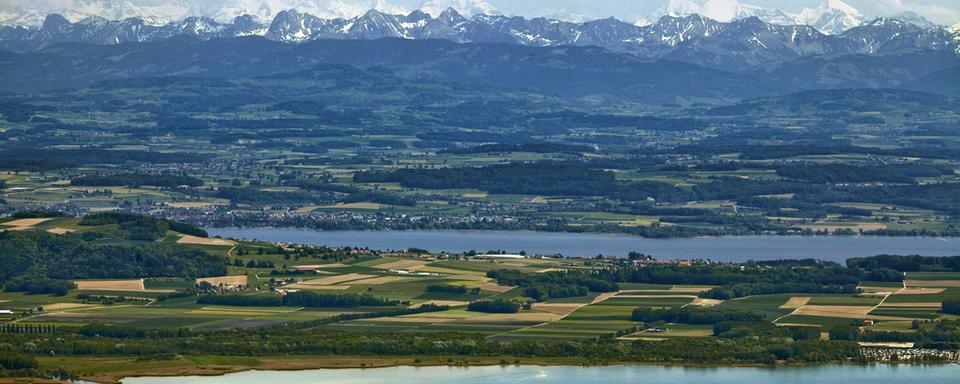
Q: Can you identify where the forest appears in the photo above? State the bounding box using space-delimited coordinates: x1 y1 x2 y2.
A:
0 230 225 283
71 173 204 188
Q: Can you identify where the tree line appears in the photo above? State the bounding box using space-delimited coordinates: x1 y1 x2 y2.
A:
197 292 402 308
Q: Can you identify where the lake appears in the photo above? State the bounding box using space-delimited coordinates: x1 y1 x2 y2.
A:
122 364 960 384
207 228 960 262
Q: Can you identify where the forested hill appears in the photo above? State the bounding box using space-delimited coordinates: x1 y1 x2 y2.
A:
0 213 226 285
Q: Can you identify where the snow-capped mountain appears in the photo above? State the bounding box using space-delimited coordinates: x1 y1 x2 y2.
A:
889 12 937 29
1 8 957 71
657 0 866 35
419 0 498 18
0 0 408 27
840 17 958 54
794 0 864 35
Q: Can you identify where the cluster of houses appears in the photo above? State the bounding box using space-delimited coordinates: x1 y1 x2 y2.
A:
632 257 693 267
861 346 959 362
388 269 445 277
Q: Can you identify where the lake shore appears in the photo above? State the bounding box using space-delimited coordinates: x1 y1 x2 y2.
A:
207 228 960 262
33 355 960 384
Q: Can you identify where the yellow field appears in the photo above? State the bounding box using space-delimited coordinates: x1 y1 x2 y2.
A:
779 297 812 309
478 283 515 293
301 274 375 286
792 305 874 319
1 218 53 227
46 227 74 235
904 280 960 288
461 312 557 323
687 298 724 307
44 303 98 311
177 235 235 246
897 287 946 294
592 292 619 304
74 279 145 292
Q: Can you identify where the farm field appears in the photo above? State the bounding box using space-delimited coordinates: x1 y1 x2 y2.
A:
1 223 958 341
1 212 960 383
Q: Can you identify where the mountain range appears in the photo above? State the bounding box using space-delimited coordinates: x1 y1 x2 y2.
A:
1 7 957 71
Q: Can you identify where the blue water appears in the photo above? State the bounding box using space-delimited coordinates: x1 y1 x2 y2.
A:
208 228 960 262
121 364 960 384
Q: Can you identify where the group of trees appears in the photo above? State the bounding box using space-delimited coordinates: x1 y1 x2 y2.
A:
79 211 208 238
3 277 75 296
0 229 225 284
197 292 401 308
426 285 468 294
0 148 207 171
631 307 764 324
0 323 868 367
523 285 588 302
71 173 203 188
340 190 416 207
775 163 952 184
488 269 617 302
847 255 960 273
944 300 960 315
467 300 521 313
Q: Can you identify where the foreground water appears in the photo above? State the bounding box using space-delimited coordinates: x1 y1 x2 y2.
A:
208 228 959 262
121 364 960 384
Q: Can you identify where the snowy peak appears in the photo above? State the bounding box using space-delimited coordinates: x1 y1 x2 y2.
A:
2 9 957 71
267 9 332 43
890 12 937 29
659 0 757 22
349 9 407 39
418 0 498 18
796 0 864 35
657 0 865 35
437 8 468 24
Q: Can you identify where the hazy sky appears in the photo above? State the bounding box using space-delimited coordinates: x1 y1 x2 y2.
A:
500 0 958 24
1 0 957 26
